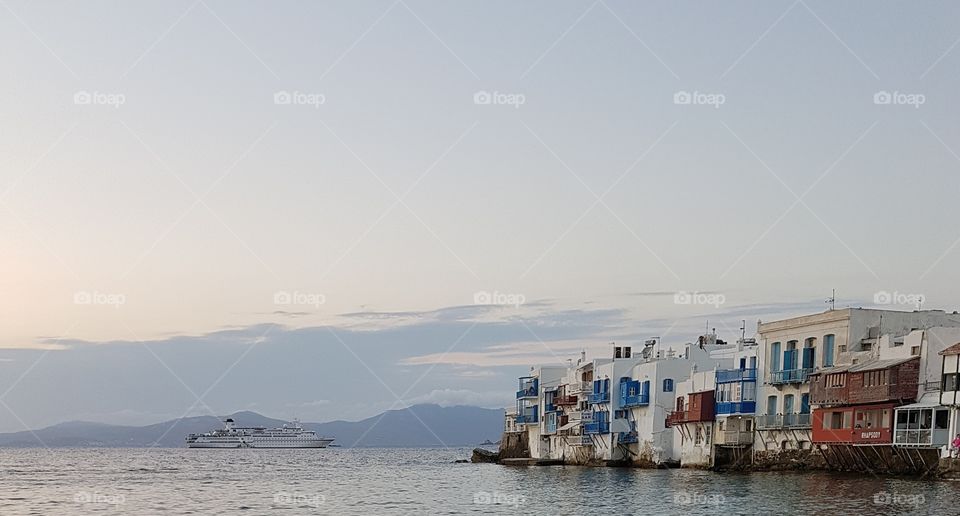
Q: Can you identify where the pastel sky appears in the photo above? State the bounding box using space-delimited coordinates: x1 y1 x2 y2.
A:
2 1 959 432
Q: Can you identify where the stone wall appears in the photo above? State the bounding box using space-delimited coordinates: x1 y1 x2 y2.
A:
498 431 529 459
752 448 826 470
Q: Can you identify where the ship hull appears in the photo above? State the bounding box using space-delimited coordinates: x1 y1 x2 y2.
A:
186 439 334 449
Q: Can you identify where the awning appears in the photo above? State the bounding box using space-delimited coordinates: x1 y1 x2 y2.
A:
896 392 943 410
558 422 579 431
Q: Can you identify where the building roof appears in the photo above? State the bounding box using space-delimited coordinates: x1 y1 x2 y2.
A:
896 392 942 410
810 356 917 376
939 342 960 356
847 356 918 373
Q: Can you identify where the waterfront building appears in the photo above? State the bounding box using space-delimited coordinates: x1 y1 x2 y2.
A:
515 366 567 459
754 308 960 464
711 338 759 468
667 370 717 467
517 337 729 466
504 406 520 434
809 356 918 448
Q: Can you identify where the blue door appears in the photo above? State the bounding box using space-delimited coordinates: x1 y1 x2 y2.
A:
801 347 814 369
800 393 810 414
784 394 795 414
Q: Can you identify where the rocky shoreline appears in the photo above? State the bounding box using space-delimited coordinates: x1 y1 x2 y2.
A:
469 432 960 478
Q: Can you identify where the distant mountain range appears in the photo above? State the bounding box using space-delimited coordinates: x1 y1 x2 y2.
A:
0 404 504 448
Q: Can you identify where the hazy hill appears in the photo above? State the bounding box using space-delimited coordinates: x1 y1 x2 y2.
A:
0 405 503 448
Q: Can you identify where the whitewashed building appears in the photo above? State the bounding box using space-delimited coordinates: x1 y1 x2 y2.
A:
755 308 960 463
520 336 730 466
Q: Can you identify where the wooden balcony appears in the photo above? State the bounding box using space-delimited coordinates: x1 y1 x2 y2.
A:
715 430 754 447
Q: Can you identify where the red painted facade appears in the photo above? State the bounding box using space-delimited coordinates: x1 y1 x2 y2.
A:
666 390 715 426
812 402 897 444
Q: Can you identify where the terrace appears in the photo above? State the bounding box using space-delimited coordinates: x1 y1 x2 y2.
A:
769 368 815 385
756 413 811 429
516 377 538 399
716 368 757 383
715 401 756 415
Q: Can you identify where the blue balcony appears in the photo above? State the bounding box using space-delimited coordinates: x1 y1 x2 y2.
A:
544 412 558 434
583 421 610 434
516 377 538 399
716 368 757 383
515 412 539 425
715 400 756 415
620 392 650 408
588 391 610 404
619 432 638 444
544 402 558 413
770 368 814 385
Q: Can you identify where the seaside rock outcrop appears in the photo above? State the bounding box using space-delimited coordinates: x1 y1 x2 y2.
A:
471 448 499 463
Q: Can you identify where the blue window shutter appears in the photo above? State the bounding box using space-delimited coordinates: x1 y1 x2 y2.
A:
771 342 781 371
783 349 795 370
800 393 810 414
802 348 814 369
642 381 650 398
593 380 600 394
823 335 835 367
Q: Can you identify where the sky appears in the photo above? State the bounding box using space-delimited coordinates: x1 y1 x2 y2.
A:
1 0 960 432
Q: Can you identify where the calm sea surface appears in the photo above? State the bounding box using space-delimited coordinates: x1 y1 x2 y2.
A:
0 447 956 515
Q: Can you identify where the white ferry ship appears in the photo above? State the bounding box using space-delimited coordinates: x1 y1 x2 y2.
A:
185 418 335 448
